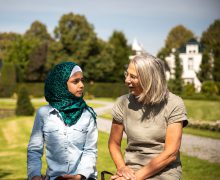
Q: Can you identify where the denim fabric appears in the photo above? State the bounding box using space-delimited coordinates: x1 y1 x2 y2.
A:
27 105 98 180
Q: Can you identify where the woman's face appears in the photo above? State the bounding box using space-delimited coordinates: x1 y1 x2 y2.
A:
67 71 84 97
125 62 143 96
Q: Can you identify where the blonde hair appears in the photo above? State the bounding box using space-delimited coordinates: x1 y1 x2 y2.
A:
130 53 169 105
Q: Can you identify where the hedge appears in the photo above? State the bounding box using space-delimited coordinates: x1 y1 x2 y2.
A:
2 82 220 100
14 82 128 98
188 120 220 132
0 63 16 97
84 82 128 98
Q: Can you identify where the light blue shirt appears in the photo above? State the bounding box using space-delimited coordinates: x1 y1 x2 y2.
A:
27 105 98 180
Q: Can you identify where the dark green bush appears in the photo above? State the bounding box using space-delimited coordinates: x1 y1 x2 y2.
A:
16 85 35 116
17 82 129 98
17 83 44 97
181 93 220 101
182 83 196 97
201 81 219 96
215 81 220 95
84 82 128 98
188 121 220 132
0 63 16 97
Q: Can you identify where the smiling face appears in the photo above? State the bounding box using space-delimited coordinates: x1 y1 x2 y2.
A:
67 71 84 97
125 62 143 96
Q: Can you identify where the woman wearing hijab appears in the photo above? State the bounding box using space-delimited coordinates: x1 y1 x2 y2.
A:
27 62 97 180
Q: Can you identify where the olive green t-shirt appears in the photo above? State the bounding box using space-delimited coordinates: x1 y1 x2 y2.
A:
112 92 188 180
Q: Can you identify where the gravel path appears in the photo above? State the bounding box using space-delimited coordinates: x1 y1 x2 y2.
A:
88 100 220 164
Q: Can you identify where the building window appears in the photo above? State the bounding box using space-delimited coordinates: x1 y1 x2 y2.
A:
188 58 194 70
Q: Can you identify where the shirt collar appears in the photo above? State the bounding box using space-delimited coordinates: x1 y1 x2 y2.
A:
48 106 59 114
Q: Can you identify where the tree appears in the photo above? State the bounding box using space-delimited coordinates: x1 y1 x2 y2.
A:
16 85 35 116
25 42 48 82
5 36 39 82
169 52 183 94
83 39 115 82
24 21 52 82
201 19 220 82
201 81 219 96
45 40 65 72
157 47 171 61
182 83 195 96
24 20 52 42
197 50 213 82
212 47 220 81
108 31 131 82
201 19 220 49
54 13 98 68
158 25 194 58
0 32 20 62
0 63 16 97
165 25 194 50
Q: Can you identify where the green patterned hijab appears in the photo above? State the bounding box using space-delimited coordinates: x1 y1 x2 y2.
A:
45 62 96 126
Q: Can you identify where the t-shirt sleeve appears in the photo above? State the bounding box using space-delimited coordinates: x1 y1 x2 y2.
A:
167 97 188 127
112 96 126 124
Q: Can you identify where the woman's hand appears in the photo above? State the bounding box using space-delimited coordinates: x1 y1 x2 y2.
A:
116 166 136 180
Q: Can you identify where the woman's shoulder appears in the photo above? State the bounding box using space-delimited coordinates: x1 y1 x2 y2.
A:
36 105 51 116
115 94 130 103
166 92 185 109
167 92 184 103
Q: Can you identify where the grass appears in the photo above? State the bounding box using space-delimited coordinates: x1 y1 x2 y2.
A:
181 153 220 179
184 99 220 121
0 116 220 179
0 98 220 122
183 127 220 140
100 113 220 140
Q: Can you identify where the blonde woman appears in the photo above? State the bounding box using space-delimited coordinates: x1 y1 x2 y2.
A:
109 54 188 180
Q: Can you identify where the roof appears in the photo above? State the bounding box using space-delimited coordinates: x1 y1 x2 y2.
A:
178 38 204 53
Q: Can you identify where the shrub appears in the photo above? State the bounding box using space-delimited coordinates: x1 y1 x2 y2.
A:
17 83 44 97
188 120 220 132
215 81 220 95
182 83 195 97
16 85 35 116
16 82 129 98
84 82 128 98
0 63 16 97
201 81 219 96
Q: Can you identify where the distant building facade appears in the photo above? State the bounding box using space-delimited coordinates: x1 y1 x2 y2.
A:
165 39 204 92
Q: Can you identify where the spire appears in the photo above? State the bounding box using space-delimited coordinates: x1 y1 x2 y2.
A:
132 38 145 55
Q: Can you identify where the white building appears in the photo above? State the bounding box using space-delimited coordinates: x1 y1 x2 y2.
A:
165 39 203 92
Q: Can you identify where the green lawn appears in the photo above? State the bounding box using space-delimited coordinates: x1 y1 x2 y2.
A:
184 99 220 121
183 127 220 140
1 98 220 139
98 99 220 122
0 116 220 179
0 98 220 121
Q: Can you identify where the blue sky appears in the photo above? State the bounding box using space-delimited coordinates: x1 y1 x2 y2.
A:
0 0 219 55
